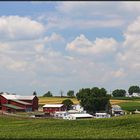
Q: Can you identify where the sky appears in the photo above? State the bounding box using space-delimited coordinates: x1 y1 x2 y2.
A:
0 1 140 96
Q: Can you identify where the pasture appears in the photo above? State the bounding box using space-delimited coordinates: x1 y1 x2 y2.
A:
0 114 140 139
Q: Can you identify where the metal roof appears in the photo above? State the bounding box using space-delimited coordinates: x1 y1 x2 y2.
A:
43 104 64 108
2 104 25 110
95 113 107 115
69 113 93 118
1 94 35 100
11 99 32 105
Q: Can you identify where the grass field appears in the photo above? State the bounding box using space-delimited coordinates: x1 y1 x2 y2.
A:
0 114 140 139
118 101 140 112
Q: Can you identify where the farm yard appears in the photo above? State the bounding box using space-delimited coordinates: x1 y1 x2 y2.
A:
0 114 140 139
0 96 139 139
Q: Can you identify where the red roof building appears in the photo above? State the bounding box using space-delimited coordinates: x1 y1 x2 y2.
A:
43 104 66 113
0 93 38 113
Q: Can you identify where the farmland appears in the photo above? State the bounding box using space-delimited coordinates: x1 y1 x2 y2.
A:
0 114 140 139
39 96 128 105
39 96 140 112
39 97 79 105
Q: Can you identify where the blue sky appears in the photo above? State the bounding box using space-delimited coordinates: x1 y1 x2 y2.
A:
0 2 140 96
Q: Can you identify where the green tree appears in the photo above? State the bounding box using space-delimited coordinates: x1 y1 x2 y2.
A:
43 91 53 97
112 89 126 97
76 87 111 114
33 91 37 96
67 90 74 98
128 85 140 95
62 99 74 110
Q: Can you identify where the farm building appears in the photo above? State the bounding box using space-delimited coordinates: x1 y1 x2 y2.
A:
54 111 68 118
111 105 124 116
43 104 66 114
95 113 111 118
63 113 93 120
72 104 84 112
126 92 140 97
0 93 38 112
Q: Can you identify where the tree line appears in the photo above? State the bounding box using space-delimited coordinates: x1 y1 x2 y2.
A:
112 85 140 97
41 85 140 98
42 90 75 98
33 85 140 114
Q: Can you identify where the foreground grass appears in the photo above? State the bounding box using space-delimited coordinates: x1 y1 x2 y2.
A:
0 114 140 139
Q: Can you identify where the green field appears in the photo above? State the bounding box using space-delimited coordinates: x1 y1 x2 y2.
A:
0 114 140 139
118 101 140 112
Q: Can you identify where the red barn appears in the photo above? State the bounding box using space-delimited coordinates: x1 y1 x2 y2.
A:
43 104 66 113
0 93 38 112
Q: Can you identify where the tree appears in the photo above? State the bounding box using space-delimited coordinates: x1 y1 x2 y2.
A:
112 89 126 97
128 85 140 95
67 90 74 98
76 87 111 114
43 91 53 97
60 90 63 97
33 91 37 96
62 99 74 110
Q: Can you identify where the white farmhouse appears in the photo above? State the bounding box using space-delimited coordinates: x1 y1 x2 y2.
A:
126 92 140 97
72 104 84 112
132 92 140 97
54 111 68 118
111 105 124 116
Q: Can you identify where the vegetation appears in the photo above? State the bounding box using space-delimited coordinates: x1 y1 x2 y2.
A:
111 96 140 100
0 114 140 139
128 85 140 95
33 91 37 96
62 99 74 110
67 90 75 98
76 87 111 114
112 89 126 97
43 91 53 97
118 101 140 112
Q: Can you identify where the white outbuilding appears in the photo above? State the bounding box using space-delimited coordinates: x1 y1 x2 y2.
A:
95 113 110 118
54 111 68 118
63 113 93 120
72 104 84 112
111 105 124 116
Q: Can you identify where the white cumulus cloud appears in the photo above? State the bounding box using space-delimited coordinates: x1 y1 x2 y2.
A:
66 34 117 55
0 16 44 40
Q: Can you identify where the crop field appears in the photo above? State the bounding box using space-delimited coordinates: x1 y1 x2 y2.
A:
39 97 128 105
39 97 79 105
39 97 132 105
0 114 140 139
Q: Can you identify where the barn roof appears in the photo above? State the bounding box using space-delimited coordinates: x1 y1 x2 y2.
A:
2 104 25 110
43 104 64 108
1 94 35 100
11 99 32 105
